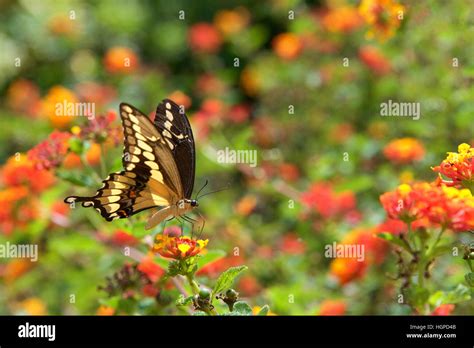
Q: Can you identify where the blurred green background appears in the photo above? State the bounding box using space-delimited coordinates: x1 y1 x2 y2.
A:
0 0 473 315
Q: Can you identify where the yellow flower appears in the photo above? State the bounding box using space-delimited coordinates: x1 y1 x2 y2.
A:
359 0 405 41
42 86 79 128
17 298 47 315
214 7 250 36
252 306 276 316
398 184 412 196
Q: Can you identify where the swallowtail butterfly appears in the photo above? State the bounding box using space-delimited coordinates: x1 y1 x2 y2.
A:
64 99 198 230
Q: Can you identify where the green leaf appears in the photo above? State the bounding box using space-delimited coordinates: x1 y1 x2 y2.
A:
427 244 452 258
335 175 373 193
99 295 120 309
465 272 474 287
153 256 170 270
176 295 194 306
406 285 430 309
212 265 248 298
231 301 253 315
429 284 471 307
196 250 226 271
257 305 270 316
56 170 94 187
377 233 410 252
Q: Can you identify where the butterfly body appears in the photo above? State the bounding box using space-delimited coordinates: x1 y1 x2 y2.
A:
64 99 198 230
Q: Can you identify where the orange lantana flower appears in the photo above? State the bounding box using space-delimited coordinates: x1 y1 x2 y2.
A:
383 138 425 164
433 143 474 188
380 183 474 232
322 6 363 33
359 0 405 41
153 235 208 260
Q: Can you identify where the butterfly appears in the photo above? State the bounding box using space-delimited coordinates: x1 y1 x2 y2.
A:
64 99 198 230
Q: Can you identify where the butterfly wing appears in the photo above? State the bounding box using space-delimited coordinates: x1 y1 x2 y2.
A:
64 103 183 221
154 99 195 199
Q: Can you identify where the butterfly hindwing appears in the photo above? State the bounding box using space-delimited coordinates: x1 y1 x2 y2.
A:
64 171 170 221
154 99 195 199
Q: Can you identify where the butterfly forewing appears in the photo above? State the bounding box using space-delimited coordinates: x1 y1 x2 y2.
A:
154 99 195 199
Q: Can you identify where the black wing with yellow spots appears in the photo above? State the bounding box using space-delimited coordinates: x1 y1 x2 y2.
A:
154 99 195 199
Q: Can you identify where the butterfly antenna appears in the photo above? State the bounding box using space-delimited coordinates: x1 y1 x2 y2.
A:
197 183 231 200
195 179 209 200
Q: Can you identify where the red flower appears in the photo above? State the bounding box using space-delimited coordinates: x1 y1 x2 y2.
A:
319 300 347 315
278 163 300 182
376 219 407 235
197 256 245 277
50 201 70 227
111 230 139 246
359 46 392 75
301 182 358 222
77 111 119 144
380 183 474 232
380 183 425 222
1 154 55 193
137 256 165 283
237 275 262 296
195 74 227 97
228 104 251 124
188 23 222 54
142 284 159 298
280 233 306 255
0 186 37 235
193 99 226 139
28 131 71 170
432 304 455 316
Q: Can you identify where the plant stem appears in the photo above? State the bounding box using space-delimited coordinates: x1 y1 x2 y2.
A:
80 154 102 183
426 227 446 258
99 142 107 178
186 274 200 295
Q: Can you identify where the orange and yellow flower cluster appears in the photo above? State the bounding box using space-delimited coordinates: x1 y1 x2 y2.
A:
432 143 474 189
380 182 474 232
153 234 208 260
0 155 55 234
330 228 387 284
383 138 425 164
358 0 405 41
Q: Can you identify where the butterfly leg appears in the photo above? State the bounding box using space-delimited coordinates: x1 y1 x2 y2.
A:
173 216 185 236
196 211 206 240
181 215 197 238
